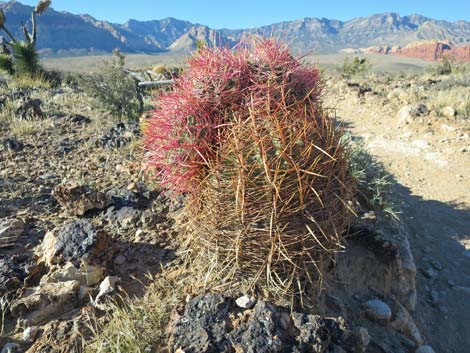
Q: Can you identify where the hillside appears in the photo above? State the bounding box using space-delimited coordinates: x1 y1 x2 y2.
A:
1 2 470 55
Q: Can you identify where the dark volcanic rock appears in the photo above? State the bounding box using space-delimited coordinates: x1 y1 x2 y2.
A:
171 293 232 353
95 122 140 149
0 256 27 294
64 113 91 124
228 301 289 353
38 219 112 267
170 293 364 353
1 138 24 152
16 98 43 119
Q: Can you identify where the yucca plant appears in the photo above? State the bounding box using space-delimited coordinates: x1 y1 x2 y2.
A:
0 0 50 78
11 41 40 75
145 39 355 300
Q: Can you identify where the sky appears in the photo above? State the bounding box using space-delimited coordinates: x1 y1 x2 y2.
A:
18 0 470 28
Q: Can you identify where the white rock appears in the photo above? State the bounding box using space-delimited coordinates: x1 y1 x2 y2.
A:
0 218 24 245
415 345 436 353
94 276 120 305
397 103 428 125
235 294 256 309
22 326 39 342
441 106 455 118
40 262 104 287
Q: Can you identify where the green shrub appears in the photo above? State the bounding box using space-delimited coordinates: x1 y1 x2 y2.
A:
11 41 41 76
341 56 370 75
81 49 143 120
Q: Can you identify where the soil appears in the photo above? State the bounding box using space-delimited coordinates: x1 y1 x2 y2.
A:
331 81 470 353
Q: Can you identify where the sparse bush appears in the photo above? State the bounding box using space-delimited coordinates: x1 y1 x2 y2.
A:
434 56 453 75
145 39 355 298
341 56 370 75
81 49 143 120
347 137 395 216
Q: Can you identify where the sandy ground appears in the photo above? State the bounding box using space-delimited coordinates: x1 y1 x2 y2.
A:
333 84 470 353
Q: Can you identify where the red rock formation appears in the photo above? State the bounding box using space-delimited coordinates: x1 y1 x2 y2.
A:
366 42 470 62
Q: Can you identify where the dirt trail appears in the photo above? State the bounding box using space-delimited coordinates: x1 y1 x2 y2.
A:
335 92 470 353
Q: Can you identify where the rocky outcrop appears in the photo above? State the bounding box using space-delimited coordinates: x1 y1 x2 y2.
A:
366 42 470 62
170 293 371 353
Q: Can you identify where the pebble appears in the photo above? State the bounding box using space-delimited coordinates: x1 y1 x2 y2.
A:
363 299 392 323
22 326 39 342
420 267 438 280
430 260 442 271
114 254 126 265
429 289 440 307
235 294 256 309
415 345 436 353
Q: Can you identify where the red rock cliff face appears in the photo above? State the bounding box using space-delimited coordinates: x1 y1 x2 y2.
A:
367 42 470 62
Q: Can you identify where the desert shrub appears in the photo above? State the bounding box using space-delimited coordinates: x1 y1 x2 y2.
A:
433 56 453 75
152 64 167 75
341 56 370 75
81 49 143 120
145 39 355 298
347 137 395 216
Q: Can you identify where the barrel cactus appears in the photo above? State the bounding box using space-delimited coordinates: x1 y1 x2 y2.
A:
145 39 355 298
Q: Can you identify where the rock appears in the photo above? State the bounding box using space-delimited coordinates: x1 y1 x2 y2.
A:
430 260 442 271
170 293 231 353
363 299 392 323
114 254 126 266
428 289 441 307
1 138 24 152
420 267 438 280
40 262 105 287
53 182 113 216
10 280 80 326
64 113 91 124
1 343 19 353
0 255 30 294
94 276 120 305
105 206 141 230
24 318 87 353
397 103 428 125
441 106 455 118
170 293 364 353
229 301 289 353
291 312 343 352
391 301 424 345
415 345 436 353
16 98 43 119
36 219 112 267
235 294 256 309
343 327 370 353
22 326 39 342
0 218 24 247
95 122 140 149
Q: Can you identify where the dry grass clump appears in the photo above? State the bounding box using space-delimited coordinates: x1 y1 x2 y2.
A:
145 39 355 298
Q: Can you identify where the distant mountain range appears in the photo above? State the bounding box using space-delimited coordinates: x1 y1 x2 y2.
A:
1 1 470 56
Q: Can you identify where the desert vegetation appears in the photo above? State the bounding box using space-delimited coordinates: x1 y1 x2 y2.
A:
0 17 469 352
